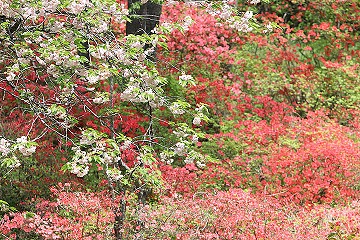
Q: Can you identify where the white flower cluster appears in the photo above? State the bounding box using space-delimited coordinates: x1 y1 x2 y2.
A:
192 117 201 126
93 97 108 104
72 147 90 164
249 0 261 4
6 72 16 81
42 0 61 12
93 92 110 104
103 153 119 164
106 168 123 181
205 2 255 33
87 75 99 85
228 11 254 32
68 146 91 177
68 0 93 15
169 103 186 115
193 105 207 126
184 150 205 168
47 104 67 120
196 161 206 169
121 75 165 108
39 42 80 68
68 128 123 177
15 136 37 156
120 140 132 150
70 163 89 178
184 157 193 165
263 23 273 33
219 4 233 20
0 136 37 169
174 142 186 156
192 134 199 143
0 138 10 156
178 74 194 87
182 16 193 31
92 20 108 33
0 1 12 18
160 151 174 164
106 3 128 23
161 22 173 32
173 129 188 138
6 156 21 168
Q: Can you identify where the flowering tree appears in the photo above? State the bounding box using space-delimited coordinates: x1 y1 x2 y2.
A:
0 0 260 238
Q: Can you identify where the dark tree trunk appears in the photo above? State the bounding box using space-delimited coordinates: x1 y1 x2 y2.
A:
126 0 163 61
126 0 163 35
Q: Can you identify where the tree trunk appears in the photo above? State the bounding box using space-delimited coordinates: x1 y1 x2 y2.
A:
126 0 163 61
126 0 162 35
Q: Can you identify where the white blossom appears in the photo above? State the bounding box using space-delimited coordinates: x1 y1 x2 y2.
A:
18 58 30 65
50 21 64 32
263 23 273 33
196 161 206 169
79 136 94 145
192 117 201 126
36 56 46 65
229 17 253 32
77 166 89 177
122 69 131 78
106 169 123 181
6 72 16 81
165 0 178 6
16 136 28 143
219 4 232 20
92 21 108 33
182 16 193 31
0 1 12 18
113 48 127 62
142 73 158 87
161 22 173 32
191 135 199 143
249 0 260 4
87 75 100 85
121 140 132 150
174 142 186 156
184 156 193 164
195 107 204 112
0 138 10 156
131 41 144 50
22 7 37 21
169 103 185 115
103 153 114 164
93 97 108 104
18 145 36 156
47 64 60 78
173 130 188 138
42 0 60 12
243 11 253 20
68 0 92 15
179 74 193 82
8 156 21 168
71 164 89 177
160 152 174 164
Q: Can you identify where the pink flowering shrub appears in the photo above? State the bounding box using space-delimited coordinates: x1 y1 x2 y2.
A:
129 189 360 239
3 187 360 239
0 183 115 239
